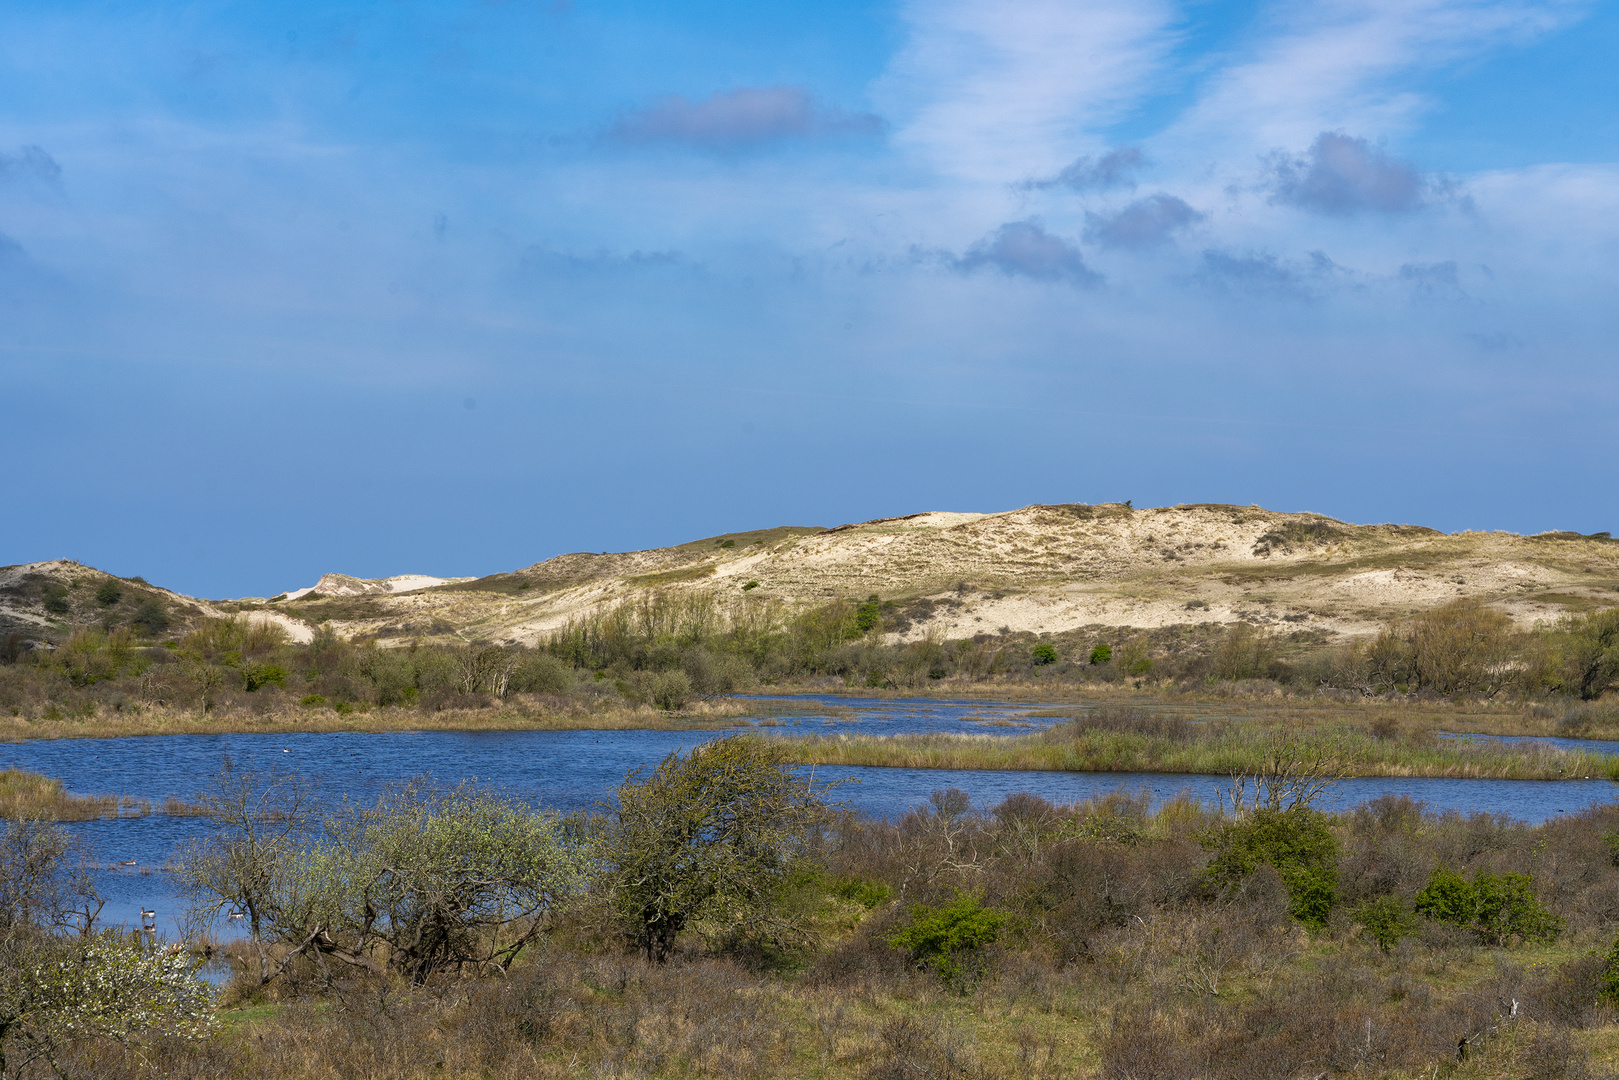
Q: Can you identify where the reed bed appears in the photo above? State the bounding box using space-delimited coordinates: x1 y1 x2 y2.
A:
0 698 755 742
0 766 153 820
762 710 1619 780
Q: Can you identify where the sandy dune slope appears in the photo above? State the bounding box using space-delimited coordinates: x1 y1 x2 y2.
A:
5 505 1616 646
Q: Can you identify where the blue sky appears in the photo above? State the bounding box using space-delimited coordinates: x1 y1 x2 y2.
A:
2 0 1615 597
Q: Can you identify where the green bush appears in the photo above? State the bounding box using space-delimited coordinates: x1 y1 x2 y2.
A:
242 663 288 692
95 580 123 607
511 653 572 694
1356 896 1418 951
832 875 892 909
1031 643 1058 666
300 694 328 708
888 892 1008 989
855 595 882 634
1089 644 1112 665
129 598 171 636
41 584 69 615
1413 868 1563 945
650 670 693 711
742 581 760 591
1203 807 1340 929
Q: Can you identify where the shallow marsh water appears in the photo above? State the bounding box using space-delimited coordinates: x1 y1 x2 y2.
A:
4 694 1616 934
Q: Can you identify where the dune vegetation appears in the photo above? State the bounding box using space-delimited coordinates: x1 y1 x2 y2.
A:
7 742 1619 1078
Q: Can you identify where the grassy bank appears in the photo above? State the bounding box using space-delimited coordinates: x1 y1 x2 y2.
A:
0 766 153 819
0 698 757 742
762 709 1619 780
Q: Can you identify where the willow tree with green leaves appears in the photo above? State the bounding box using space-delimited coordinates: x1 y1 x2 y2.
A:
608 737 828 962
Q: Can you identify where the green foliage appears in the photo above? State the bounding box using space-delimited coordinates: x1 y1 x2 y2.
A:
1118 640 1154 677
129 598 171 636
1413 867 1563 945
298 781 589 982
832 875 892 909
855 595 882 634
1031 642 1058 666
94 580 123 607
887 892 1008 989
742 580 759 590
40 585 69 616
650 670 693 710
1564 608 1619 701
1602 936 1619 1008
299 694 327 708
241 662 288 692
1356 896 1418 951
1089 644 1113 665
1203 806 1340 929
608 738 825 962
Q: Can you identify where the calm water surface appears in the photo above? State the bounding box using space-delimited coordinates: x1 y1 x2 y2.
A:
4 695 1615 934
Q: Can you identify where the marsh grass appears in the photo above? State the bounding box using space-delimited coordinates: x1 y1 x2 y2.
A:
0 766 152 819
763 708 1619 780
0 697 757 742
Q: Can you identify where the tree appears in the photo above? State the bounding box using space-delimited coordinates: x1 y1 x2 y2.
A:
297 781 588 982
1 935 216 1079
608 738 827 962
1565 608 1619 701
3 822 211 1078
1407 600 1514 696
175 759 317 987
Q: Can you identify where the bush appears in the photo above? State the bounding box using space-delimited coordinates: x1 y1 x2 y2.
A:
129 598 171 636
1089 644 1112 665
95 580 123 607
887 892 1008 989
1407 599 1514 696
1356 895 1418 951
242 662 288 692
855 595 882 634
650 670 693 710
1203 807 1340 928
608 738 825 962
41 584 69 615
1031 642 1057 666
1413 867 1563 945
511 653 571 694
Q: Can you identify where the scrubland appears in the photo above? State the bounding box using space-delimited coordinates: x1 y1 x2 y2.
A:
8 742 1619 1079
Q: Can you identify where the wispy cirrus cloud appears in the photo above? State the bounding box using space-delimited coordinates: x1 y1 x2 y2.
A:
607 86 882 150
878 0 1176 181
953 220 1101 286
1165 0 1590 156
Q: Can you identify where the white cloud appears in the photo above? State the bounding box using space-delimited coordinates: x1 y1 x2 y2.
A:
875 0 1176 183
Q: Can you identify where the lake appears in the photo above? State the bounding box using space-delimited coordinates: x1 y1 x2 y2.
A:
4 694 1616 934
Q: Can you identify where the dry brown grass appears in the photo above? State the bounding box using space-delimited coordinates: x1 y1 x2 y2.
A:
0 766 151 819
0 698 756 742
